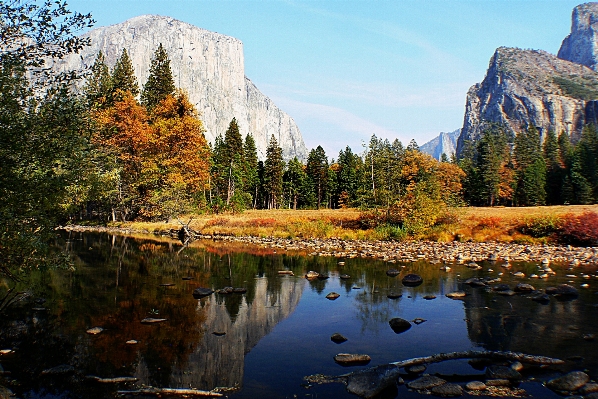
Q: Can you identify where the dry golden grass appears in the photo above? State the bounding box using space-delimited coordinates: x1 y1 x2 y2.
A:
107 205 598 243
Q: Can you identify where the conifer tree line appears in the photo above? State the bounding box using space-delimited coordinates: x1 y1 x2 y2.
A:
458 124 598 206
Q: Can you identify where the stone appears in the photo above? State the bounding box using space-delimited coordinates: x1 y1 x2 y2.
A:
407 375 447 390
217 287 234 294
402 274 423 287
233 287 247 293
340 274 351 279
485 365 522 380
553 284 579 298
0 385 15 399
305 271 320 279
546 371 590 392
423 295 436 300
326 292 340 300
54 15 307 161
386 269 400 277
466 381 487 391
389 318 412 334
387 292 402 299
510 361 523 372
485 379 511 387
446 291 467 299
330 333 348 343
86 327 103 335
192 287 214 299
334 353 371 366
580 383 598 394
345 364 401 399
492 284 511 292
126 340 138 345
430 383 463 397
531 292 551 303
405 365 426 374
514 283 535 292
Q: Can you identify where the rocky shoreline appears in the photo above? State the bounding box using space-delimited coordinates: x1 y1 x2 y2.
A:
60 225 598 266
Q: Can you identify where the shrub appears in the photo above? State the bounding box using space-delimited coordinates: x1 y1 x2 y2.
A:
517 214 561 238
374 224 407 241
557 212 598 246
476 217 502 229
250 218 277 227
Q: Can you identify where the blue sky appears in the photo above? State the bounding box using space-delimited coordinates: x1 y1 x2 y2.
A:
68 0 583 157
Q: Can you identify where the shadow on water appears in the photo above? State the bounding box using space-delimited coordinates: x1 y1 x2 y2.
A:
0 232 596 398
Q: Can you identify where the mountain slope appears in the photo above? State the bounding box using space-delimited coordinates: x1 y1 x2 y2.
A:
457 47 598 155
54 15 307 160
420 129 460 160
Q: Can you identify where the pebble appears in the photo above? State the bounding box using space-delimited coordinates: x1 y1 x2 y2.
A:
334 353 371 365
546 371 590 392
407 375 447 390
389 318 412 334
331 333 348 343
86 327 103 335
446 291 467 299
126 340 138 345
431 383 463 397
326 292 340 300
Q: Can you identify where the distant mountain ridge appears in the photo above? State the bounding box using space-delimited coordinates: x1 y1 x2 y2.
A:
420 129 460 160
456 2 598 157
54 15 307 161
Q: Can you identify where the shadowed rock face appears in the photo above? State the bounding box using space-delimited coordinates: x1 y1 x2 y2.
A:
558 3 598 71
54 15 307 161
457 47 598 156
420 129 460 160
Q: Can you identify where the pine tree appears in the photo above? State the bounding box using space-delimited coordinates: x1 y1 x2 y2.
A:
407 139 420 151
141 43 175 109
264 135 284 209
243 134 259 208
306 146 329 209
84 51 112 108
283 157 307 210
514 126 546 206
543 129 564 204
222 118 244 205
111 48 139 97
336 146 361 207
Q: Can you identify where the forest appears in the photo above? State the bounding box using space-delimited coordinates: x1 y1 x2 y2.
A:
2 1 598 282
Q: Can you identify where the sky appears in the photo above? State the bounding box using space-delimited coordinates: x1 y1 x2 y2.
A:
68 0 584 157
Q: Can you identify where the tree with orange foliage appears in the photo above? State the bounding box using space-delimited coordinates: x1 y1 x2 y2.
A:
142 91 211 219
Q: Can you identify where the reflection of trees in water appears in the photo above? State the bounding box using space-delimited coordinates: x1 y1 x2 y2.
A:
461 272 598 378
0 232 308 396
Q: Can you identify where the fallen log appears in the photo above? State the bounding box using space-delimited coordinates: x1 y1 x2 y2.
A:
87 375 138 383
305 350 565 399
117 387 223 397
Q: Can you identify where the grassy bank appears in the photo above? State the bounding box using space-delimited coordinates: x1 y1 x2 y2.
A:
103 205 598 244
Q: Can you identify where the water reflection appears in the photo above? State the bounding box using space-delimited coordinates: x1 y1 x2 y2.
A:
0 233 597 399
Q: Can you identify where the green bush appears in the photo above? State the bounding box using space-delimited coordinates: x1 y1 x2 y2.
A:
517 215 561 238
374 224 407 241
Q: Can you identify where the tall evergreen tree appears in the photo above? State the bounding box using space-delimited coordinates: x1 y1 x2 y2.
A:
514 126 546 206
283 157 308 210
543 129 564 204
264 135 284 209
141 43 175 109
336 146 361 207
243 134 259 208
222 118 244 205
574 124 598 200
111 48 139 97
84 51 112 108
306 146 329 209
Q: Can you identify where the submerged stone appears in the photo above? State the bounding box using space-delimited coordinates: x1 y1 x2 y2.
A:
389 318 412 334
192 287 214 299
402 274 423 287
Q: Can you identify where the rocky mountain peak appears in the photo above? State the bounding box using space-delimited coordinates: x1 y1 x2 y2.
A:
558 2 598 70
54 15 307 161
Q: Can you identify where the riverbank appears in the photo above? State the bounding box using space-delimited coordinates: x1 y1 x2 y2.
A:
61 222 598 266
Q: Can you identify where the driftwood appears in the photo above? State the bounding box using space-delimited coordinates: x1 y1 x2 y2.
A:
87 375 138 383
117 387 223 397
305 350 565 399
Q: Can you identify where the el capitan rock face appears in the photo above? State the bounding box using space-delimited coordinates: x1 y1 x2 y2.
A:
54 15 307 161
420 129 460 160
457 47 598 156
558 2 598 71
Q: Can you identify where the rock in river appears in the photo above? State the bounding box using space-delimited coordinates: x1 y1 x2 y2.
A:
446 291 467 299
331 333 348 343
326 292 340 300
486 365 522 380
86 327 103 335
514 283 535 292
389 318 412 334
346 364 401 399
140 318 167 324
192 287 214 299
431 383 463 397
386 269 400 277
334 353 371 366
407 375 447 390
305 271 320 279
402 274 423 287
546 371 590 392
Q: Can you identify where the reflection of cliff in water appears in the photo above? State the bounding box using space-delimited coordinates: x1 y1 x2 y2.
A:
462 285 598 377
133 275 305 390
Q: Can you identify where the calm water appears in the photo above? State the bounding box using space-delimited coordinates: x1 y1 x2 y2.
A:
1 232 597 399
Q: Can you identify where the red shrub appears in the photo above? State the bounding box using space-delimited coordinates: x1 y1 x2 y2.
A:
476 217 502 229
557 212 598 246
204 217 228 227
249 218 277 227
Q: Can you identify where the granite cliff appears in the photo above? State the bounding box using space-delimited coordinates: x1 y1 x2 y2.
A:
457 3 598 156
420 129 460 160
54 15 307 161
558 2 598 70
457 47 598 155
